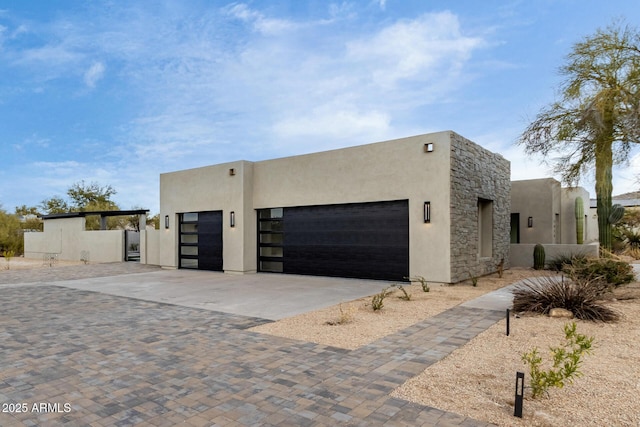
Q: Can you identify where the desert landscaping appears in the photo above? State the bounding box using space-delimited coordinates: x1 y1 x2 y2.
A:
251 266 640 427
3 258 639 426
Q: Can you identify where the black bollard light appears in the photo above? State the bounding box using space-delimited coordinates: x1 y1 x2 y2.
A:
506 308 510 336
514 371 524 418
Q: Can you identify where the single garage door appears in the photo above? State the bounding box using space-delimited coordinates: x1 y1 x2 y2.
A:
258 200 409 281
179 211 223 271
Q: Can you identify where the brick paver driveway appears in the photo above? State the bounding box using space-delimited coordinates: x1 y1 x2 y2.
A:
0 264 500 426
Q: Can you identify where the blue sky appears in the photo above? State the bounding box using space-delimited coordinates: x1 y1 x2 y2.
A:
1 0 639 214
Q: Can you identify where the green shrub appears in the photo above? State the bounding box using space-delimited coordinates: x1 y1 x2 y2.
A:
392 284 412 301
405 276 430 292
567 258 634 287
2 250 14 270
547 253 589 272
469 273 478 287
512 275 620 322
522 322 594 398
371 288 392 311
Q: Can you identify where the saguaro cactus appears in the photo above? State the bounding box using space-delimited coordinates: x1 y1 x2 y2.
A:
575 197 584 244
533 244 545 270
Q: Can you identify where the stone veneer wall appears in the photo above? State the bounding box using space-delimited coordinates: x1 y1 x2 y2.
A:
449 132 511 283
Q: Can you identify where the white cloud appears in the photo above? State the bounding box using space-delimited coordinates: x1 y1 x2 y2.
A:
346 12 483 88
375 0 387 11
83 61 105 88
225 3 299 35
273 107 390 140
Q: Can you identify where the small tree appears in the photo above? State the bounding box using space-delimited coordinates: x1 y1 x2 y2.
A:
519 21 640 251
67 180 117 211
0 208 23 254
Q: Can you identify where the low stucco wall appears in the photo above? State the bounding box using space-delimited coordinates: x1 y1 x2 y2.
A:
510 243 599 268
23 217 125 263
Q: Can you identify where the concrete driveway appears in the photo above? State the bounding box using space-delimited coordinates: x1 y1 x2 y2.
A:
52 268 392 320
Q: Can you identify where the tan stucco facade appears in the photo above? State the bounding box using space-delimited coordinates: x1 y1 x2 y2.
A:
151 131 510 283
511 178 592 245
24 217 125 263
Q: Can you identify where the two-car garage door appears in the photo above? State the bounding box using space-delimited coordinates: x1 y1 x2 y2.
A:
258 200 409 281
180 200 409 281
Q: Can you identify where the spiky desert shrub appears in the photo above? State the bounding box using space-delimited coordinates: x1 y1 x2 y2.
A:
511 275 620 322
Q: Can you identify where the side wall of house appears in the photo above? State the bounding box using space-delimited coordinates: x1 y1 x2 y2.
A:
511 179 559 244
449 132 511 282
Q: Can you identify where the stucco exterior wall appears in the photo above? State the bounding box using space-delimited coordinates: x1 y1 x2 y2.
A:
449 133 511 282
511 178 560 244
24 217 124 263
252 132 453 282
159 132 455 281
510 243 599 268
141 229 161 266
156 131 510 283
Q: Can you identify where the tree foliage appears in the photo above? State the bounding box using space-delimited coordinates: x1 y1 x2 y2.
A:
518 21 640 250
40 196 69 214
67 180 117 211
0 207 23 254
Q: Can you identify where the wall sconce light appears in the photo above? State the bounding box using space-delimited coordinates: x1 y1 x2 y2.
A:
528 216 533 228
230 211 235 228
424 201 431 223
164 215 169 229
424 143 434 153
229 168 236 176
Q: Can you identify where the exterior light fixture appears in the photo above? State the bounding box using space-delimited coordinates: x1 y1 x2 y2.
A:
164 215 169 229
229 168 236 176
528 217 533 228
424 143 434 153
230 211 235 228
424 201 431 223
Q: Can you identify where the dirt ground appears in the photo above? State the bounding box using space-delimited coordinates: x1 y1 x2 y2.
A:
1 256 86 270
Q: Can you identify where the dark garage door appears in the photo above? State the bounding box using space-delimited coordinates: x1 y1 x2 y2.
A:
180 211 223 271
259 200 409 281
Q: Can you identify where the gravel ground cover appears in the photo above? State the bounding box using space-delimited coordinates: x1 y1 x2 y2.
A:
251 269 640 427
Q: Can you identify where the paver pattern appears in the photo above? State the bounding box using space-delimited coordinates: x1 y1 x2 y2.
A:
0 264 501 426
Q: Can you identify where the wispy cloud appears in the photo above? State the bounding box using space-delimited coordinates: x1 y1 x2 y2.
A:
224 3 300 34
0 2 492 211
346 12 484 89
83 61 105 88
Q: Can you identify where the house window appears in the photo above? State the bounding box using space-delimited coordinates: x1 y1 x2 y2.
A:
478 199 493 257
